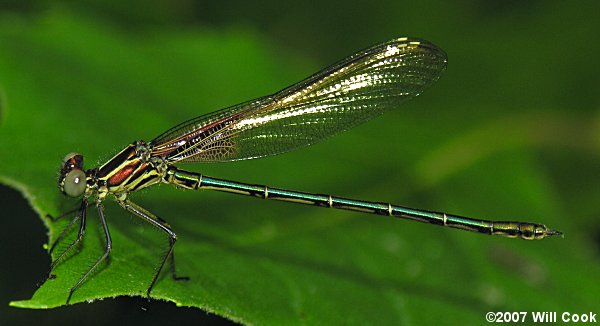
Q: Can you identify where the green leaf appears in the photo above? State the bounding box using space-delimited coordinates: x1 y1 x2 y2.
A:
2 10 598 325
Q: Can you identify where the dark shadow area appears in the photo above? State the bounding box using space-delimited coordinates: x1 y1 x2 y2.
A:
0 184 236 326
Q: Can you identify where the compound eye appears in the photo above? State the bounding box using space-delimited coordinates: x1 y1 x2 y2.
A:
63 152 81 164
63 169 87 197
62 152 84 170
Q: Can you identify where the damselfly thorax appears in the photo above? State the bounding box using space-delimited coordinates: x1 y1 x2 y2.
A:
60 141 167 202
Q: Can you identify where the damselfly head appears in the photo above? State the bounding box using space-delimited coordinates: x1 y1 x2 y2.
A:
58 152 87 197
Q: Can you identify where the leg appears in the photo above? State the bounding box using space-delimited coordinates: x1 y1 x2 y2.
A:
47 201 90 255
66 202 112 304
38 199 88 287
118 199 188 301
46 205 80 222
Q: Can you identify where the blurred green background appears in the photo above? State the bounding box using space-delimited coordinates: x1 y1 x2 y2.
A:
0 0 598 325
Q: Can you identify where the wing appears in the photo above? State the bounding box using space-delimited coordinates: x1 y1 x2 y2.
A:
149 37 447 163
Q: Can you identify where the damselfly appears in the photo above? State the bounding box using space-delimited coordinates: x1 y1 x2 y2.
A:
40 37 562 304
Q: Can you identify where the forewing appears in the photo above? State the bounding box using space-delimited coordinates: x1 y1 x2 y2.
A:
150 38 447 163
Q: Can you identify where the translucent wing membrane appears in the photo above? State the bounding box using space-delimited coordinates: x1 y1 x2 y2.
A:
150 38 447 163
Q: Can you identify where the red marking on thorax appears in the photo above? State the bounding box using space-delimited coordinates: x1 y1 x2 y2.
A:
108 163 138 187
